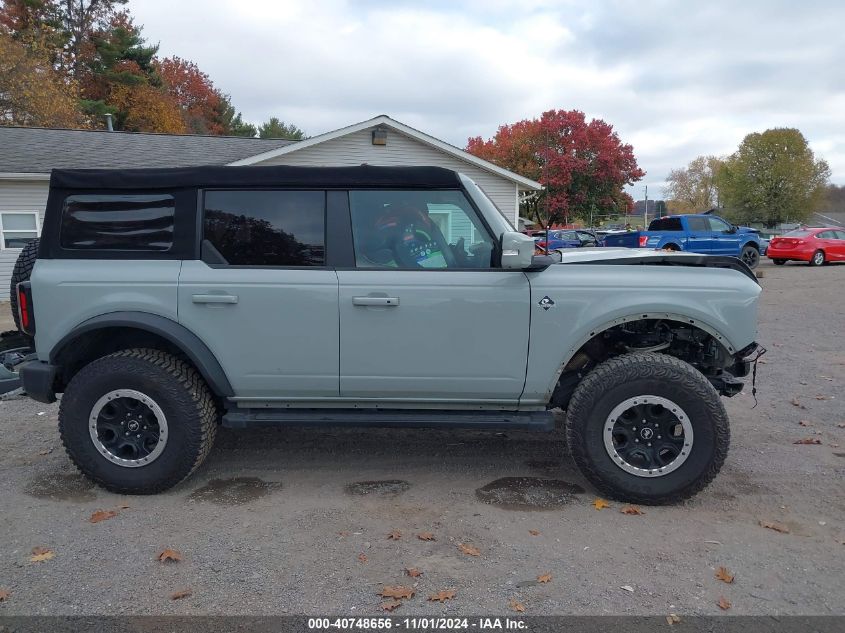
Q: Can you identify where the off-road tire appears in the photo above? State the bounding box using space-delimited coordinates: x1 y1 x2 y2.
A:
9 238 39 332
772 259 786 265
565 352 729 505
740 244 760 269
809 250 825 267
59 349 217 494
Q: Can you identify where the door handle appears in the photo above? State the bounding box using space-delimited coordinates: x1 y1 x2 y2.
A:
192 294 238 304
352 296 400 307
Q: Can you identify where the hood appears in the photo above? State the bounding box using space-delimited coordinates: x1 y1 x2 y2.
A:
554 247 758 283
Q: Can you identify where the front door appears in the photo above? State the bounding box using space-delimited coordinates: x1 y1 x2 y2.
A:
707 216 741 255
338 189 530 403
178 189 339 400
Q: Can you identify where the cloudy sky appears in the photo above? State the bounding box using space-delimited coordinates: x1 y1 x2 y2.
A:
131 0 845 195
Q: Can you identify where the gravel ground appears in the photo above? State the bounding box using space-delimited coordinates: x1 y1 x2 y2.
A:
0 259 843 616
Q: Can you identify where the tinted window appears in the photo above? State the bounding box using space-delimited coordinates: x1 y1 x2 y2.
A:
61 194 174 251
687 217 709 232
648 217 682 231
349 190 494 269
203 190 325 266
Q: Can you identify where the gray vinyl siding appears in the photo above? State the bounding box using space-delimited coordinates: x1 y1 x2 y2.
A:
0 179 48 300
252 127 521 227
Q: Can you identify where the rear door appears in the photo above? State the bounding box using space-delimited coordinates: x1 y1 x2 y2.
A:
337 189 530 403
178 189 339 401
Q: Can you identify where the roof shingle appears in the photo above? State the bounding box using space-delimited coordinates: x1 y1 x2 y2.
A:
0 126 297 173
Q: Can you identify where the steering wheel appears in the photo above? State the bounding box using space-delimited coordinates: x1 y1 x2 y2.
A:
389 223 457 268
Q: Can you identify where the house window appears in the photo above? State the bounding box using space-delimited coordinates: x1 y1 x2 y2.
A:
0 212 40 249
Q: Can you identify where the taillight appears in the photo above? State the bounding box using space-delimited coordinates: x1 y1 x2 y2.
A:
16 281 35 336
638 236 649 247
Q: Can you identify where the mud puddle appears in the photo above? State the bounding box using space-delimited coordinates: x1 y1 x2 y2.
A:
476 477 584 510
188 477 283 505
25 471 97 502
345 480 411 497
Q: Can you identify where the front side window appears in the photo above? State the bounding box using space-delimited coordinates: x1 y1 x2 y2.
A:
686 217 709 232
708 217 732 232
203 190 325 266
0 212 39 249
61 194 174 251
348 190 494 269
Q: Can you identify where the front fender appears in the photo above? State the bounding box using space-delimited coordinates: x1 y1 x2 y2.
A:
521 263 760 405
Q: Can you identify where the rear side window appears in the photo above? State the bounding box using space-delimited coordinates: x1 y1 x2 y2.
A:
686 217 709 232
648 217 682 231
203 190 325 266
61 194 175 251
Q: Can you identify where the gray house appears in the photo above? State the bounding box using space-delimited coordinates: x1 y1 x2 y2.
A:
0 115 541 295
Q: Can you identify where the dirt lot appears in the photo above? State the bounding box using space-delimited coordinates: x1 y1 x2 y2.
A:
0 259 843 617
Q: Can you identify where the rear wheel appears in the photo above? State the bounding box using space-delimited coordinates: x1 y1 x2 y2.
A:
59 349 218 494
9 238 40 333
772 259 786 265
740 245 760 269
565 352 729 504
809 250 825 266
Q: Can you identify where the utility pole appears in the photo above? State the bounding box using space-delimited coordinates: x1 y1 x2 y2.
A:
643 185 648 228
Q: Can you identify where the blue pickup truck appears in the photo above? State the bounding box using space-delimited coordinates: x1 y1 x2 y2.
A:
601 214 765 269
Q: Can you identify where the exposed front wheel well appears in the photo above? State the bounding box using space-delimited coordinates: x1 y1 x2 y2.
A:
550 318 737 409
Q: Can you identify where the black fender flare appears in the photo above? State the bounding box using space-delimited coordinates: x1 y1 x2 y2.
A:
50 311 234 397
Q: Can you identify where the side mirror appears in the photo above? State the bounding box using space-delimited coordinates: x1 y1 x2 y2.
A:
499 231 536 269
728 225 738 234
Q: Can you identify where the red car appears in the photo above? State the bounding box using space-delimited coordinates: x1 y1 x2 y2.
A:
767 227 845 266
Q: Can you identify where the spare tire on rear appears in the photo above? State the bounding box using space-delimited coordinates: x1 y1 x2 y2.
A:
9 238 40 333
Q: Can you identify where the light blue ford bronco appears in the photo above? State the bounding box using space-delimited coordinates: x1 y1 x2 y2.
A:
15 165 761 503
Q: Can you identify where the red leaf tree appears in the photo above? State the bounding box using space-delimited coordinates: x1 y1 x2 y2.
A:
157 56 223 134
467 110 644 227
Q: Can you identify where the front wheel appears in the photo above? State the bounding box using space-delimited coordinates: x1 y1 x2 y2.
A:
59 349 218 494
740 245 760 269
565 352 729 505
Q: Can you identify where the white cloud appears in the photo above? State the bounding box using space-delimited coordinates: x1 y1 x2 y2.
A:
130 0 845 189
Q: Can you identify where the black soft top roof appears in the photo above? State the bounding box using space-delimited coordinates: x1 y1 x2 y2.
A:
49 164 463 190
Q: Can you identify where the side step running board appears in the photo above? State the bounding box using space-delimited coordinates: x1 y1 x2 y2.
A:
222 408 555 431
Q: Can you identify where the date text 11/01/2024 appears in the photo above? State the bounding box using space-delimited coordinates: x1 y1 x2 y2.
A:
307 617 528 630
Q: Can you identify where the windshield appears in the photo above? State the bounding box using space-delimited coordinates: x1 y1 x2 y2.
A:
459 174 515 236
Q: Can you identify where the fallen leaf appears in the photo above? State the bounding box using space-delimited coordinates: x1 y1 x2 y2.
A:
119 503 130 509
337 531 350 537
528 529 541 536
29 547 54 563
799 420 812 427
0 588 10 602
717 596 732 610
620 585 634 592
509 598 525 612
380 600 403 612
794 437 822 445
837 423 845 428
621 505 644 515
417 532 436 541
428 589 456 603
537 573 552 584
715 566 734 584
170 588 192 601
89 509 118 523
458 543 481 557
379 586 414 600
759 520 790 534
358 552 368 564
666 614 681 625
790 397 801 407
405 568 423 578
815 395 829 400
592 498 610 510
387 530 402 540
819 375 833 381
157 548 182 563
37 448 52 456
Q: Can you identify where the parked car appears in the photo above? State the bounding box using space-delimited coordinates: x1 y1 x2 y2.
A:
767 227 845 266
600 214 764 269
535 230 584 251
15 165 761 504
